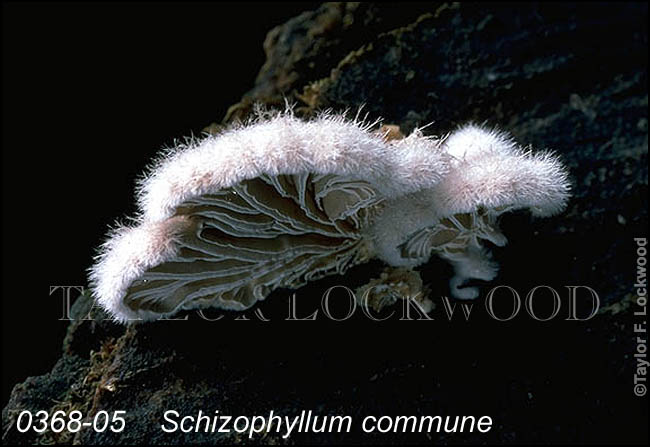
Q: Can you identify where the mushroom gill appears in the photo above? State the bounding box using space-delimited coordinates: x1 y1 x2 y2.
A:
123 173 384 316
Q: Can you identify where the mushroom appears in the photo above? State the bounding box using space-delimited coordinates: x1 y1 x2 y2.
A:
89 111 570 322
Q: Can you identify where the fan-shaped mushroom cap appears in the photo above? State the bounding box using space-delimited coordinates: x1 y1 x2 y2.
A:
90 112 450 322
89 113 571 321
433 124 571 218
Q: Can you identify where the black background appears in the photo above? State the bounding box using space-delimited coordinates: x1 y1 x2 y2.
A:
2 1 320 407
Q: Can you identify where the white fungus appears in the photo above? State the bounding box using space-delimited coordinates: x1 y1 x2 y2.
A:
89 110 571 322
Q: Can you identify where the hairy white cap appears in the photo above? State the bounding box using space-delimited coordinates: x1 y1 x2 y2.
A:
137 112 450 223
88 216 195 322
433 124 571 217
